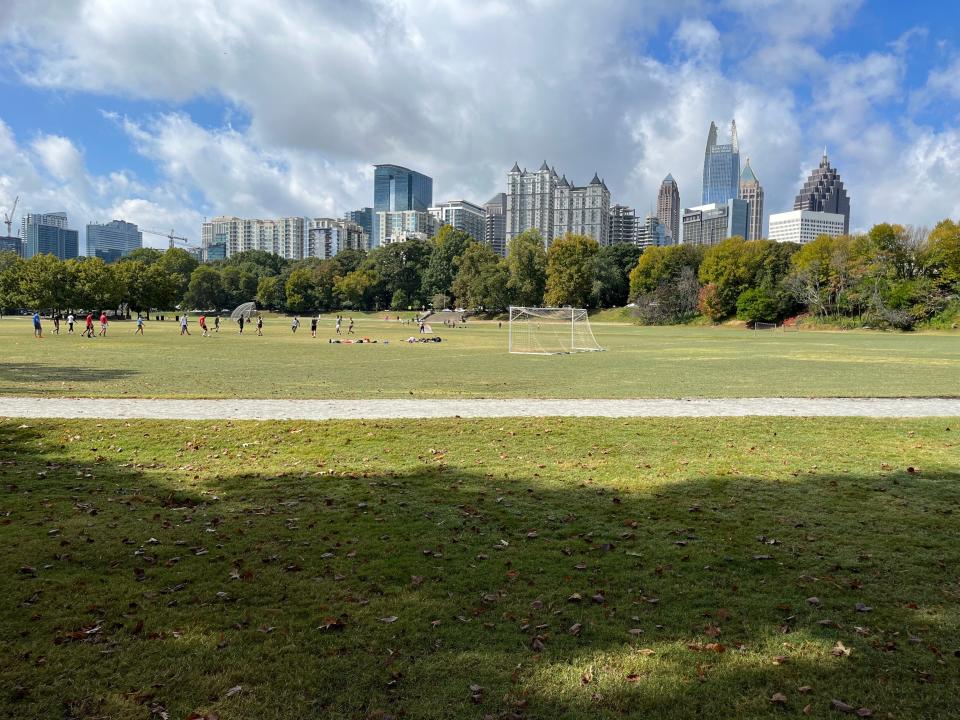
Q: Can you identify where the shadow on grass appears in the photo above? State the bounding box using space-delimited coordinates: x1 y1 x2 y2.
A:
1 420 958 719
0 362 139 392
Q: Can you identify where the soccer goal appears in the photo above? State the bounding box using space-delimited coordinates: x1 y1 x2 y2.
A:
508 306 604 355
752 322 778 331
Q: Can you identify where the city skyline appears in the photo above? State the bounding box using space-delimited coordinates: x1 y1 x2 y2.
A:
1 2 958 250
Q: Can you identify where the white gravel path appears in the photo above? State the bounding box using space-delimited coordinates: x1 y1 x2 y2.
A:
1 397 958 420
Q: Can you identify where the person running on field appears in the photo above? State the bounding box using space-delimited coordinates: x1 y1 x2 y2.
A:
291 316 300 333
53 314 60 335
214 315 220 333
180 313 190 336
199 313 208 337
99 312 108 337
335 316 341 334
310 315 317 338
135 314 144 335
238 315 245 334
347 317 354 334
67 313 75 334
32 311 42 338
256 314 263 336
85 312 94 338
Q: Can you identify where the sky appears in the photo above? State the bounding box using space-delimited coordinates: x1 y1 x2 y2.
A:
1 0 959 250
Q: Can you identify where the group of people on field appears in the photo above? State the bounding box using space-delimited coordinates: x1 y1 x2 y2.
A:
32 311 110 339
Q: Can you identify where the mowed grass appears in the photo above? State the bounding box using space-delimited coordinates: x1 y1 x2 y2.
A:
1 417 958 719
1 314 958 399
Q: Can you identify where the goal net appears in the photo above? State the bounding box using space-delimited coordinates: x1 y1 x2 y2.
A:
752 322 777 331
508 306 604 355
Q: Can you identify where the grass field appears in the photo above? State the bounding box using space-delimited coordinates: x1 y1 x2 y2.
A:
1 417 958 719
1 314 958 399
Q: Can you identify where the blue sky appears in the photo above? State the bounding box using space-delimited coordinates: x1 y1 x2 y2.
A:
1 0 959 250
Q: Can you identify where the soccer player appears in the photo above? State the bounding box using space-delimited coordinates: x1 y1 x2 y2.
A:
291 316 300 333
335 316 341 334
310 315 317 338
53 314 60 335
85 313 94 338
180 313 190 336
238 315 245 334
214 315 220 333
67 313 75 334
135 315 144 335
348 317 354 334
199 313 209 337
99 312 108 337
32 311 42 338
256 314 263 336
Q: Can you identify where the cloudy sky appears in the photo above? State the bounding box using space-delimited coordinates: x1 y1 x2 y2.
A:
1 0 959 249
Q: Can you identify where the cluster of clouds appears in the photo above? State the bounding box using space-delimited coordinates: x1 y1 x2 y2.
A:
1 0 959 248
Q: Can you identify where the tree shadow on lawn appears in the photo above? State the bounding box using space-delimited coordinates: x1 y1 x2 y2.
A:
0 363 139 393
1 421 958 720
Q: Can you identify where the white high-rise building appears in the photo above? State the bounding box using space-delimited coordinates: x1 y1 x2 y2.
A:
201 216 307 260
506 162 611 249
306 219 367 260
376 210 437 245
429 200 486 243
768 210 846 245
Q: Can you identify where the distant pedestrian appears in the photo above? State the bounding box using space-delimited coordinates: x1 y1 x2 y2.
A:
99 312 108 337
135 315 144 335
180 313 190 336
84 313 94 338
335 316 341 334
310 316 318 338
199 314 209 337
214 315 220 333
67 313 75 334
291 316 300 334
347 317 354 334
256 314 263 336
238 315 245 334
32 311 42 338
53 314 60 335
498 321 502 329
419 320 425 334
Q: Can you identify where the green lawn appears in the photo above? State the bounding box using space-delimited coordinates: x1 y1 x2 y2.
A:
1 417 957 719
1 314 958 399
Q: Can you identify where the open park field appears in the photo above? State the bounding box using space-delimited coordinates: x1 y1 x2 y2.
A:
2 416 959 719
1 314 958 399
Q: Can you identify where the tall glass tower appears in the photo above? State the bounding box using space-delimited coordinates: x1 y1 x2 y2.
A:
372 164 433 247
701 120 740 206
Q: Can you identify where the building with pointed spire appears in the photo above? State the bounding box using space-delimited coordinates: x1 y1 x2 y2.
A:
505 162 611 248
738 158 764 240
793 150 851 234
702 119 741 206
656 173 680 243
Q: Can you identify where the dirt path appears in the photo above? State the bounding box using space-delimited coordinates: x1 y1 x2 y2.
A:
1 397 958 419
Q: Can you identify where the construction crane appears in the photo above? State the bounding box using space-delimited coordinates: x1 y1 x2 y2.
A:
143 228 191 250
2 195 19 237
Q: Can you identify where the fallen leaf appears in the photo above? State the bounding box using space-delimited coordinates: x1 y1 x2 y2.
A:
799 686 813 694
854 603 873 613
771 692 788 705
856 710 873 718
379 616 398 623
831 641 851 657
568 623 582 636
831 699 855 713
225 686 242 698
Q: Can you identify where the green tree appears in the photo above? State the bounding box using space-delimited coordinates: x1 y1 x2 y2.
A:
473 261 511 311
736 287 779 324
591 243 642 307
629 244 705 299
544 233 598 308
115 261 151 314
0 251 24 312
362 240 431 310
184 265 224 309
285 267 317 312
20 254 69 310
422 226 472 301
922 220 960 287
506 230 547 306
256 275 284 310
335 269 377 309
159 248 199 301
125 247 165 266
698 238 795 320
452 242 500 309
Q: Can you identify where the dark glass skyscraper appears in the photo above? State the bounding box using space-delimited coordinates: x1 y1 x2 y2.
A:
372 164 433 247
701 120 740 206
794 151 851 235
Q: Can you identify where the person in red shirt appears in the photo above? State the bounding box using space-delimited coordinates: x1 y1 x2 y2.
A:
199 314 209 337
98 312 108 337
85 313 94 338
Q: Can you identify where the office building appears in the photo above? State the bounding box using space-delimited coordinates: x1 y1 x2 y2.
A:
376 210 437 245
373 164 433 247
737 158 764 240
681 199 749 246
483 193 507 257
609 204 638 245
306 218 367 260
637 214 671 248
429 200 487 243
702 119 740 205
794 150 851 235
344 207 373 244
200 216 307 260
0 236 22 255
21 212 79 259
656 174 680 242
86 220 142 263
506 162 611 248
768 210 846 245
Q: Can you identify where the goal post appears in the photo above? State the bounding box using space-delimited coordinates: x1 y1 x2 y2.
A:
508 306 604 355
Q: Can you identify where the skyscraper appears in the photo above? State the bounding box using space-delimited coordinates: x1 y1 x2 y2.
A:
656 174 680 243
553 173 611 245
701 120 740 206
794 150 851 235
429 200 486 243
86 220 142 263
738 158 764 240
372 164 433 247
483 193 507 257
344 208 373 245
609 204 638 245
200 216 307 259
21 212 79 260
681 199 749 246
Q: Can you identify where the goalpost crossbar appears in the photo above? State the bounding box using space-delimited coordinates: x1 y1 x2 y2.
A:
508 306 604 355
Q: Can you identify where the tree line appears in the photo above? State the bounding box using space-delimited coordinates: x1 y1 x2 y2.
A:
1 221 957 329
